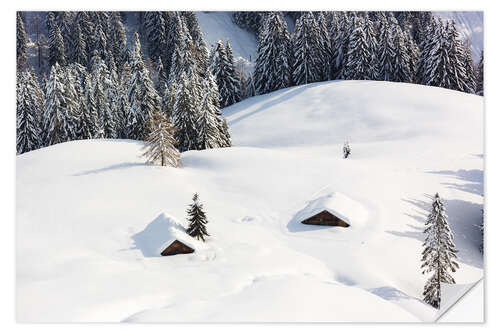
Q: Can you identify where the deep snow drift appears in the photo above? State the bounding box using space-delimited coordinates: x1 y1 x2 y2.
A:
16 81 483 322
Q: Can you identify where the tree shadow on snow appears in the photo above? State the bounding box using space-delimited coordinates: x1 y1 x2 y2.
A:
426 169 484 196
73 162 144 176
386 196 483 269
227 84 316 126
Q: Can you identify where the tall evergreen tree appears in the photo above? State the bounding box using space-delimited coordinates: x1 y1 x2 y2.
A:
418 18 473 93
197 73 222 150
144 11 167 63
16 12 28 72
291 12 322 85
421 193 459 309
127 33 162 140
70 21 88 66
253 12 292 94
48 21 67 67
17 71 42 153
80 74 101 139
476 50 483 96
462 40 477 93
186 193 210 242
209 40 240 107
109 12 128 68
173 72 198 152
340 17 373 80
42 63 72 146
389 15 412 83
142 111 181 167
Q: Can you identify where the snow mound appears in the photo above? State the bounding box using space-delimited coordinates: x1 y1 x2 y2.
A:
124 275 419 322
132 213 207 257
293 192 369 227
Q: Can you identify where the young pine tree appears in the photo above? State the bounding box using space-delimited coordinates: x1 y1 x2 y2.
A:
142 111 181 167
186 193 210 242
421 193 459 309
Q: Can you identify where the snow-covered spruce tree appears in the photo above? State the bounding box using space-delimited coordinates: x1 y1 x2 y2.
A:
224 42 241 105
329 12 345 80
340 17 373 81
169 17 198 86
253 12 292 95
476 51 483 96
186 193 210 242
416 18 438 85
377 13 396 81
74 11 96 67
418 18 472 93
181 11 210 77
361 13 379 80
48 19 67 67
109 12 128 69
80 74 100 139
142 111 181 167
144 11 167 64
232 11 266 35
55 11 74 54
93 22 108 63
388 14 412 83
42 63 72 146
68 63 89 140
197 74 222 150
70 20 88 66
316 12 332 81
161 80 176 119
156 58 168 96
421 193 459 309
127 32 162 140
91 53 116 138
16 12 28 72
17 71 42 154
173 72 199 152
403 20 420 83
292 12 323 85
446 20 475 94
61 66 80 141
209 40 240 107
462 40 477 94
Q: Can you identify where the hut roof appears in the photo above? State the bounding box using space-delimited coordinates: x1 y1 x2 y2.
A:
156 222 201 255
294 192 369 227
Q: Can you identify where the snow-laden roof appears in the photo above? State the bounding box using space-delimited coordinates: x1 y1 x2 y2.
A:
293 192 369 227
132 213 206 257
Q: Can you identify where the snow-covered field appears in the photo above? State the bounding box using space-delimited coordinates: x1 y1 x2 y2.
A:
16 81 483 322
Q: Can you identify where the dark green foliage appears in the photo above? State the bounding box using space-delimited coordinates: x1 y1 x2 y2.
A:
186 193 210 242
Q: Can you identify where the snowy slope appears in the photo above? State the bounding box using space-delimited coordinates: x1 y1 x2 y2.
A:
435 11 483 61
16 81 483 322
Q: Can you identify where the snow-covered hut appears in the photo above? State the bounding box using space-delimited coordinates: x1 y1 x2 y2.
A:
158 226 198 256
132 213 202 257
295 192 368 228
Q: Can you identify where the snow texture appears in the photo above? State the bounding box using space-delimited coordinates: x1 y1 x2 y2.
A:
17 81 483 322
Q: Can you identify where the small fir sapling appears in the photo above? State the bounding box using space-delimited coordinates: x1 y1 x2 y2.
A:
343 141 351 158
186 193 210 242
